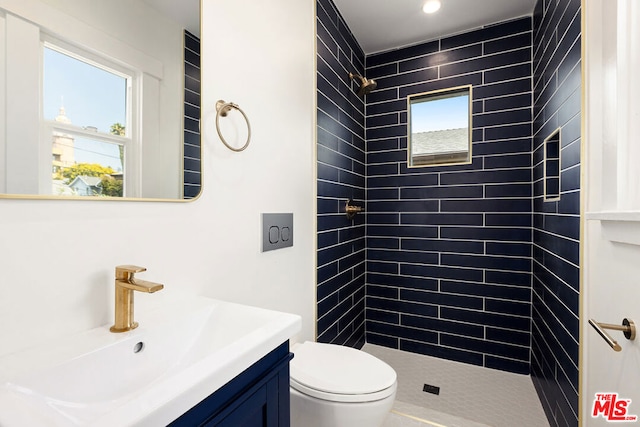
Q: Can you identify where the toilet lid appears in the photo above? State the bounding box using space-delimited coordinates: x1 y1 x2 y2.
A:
290 341 396 398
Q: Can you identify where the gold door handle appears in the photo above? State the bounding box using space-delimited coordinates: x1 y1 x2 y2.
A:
589 318 636 352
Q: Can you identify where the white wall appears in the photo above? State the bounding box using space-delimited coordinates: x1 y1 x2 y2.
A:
0 0 316 358
583 0 640 424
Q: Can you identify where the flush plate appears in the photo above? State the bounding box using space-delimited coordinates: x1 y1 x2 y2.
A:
262 213 293 252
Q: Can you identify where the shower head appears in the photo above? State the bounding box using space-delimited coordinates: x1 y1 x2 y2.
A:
349 72 377 97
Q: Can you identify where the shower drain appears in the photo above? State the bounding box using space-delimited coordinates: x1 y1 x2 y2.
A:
423 383 440 395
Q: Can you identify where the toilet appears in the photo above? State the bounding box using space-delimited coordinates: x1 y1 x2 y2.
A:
289 341 397 427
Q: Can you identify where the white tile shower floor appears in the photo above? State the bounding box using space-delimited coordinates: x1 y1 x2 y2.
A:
361 344 550 427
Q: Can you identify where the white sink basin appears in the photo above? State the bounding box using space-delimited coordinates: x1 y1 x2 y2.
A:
0 295 301 426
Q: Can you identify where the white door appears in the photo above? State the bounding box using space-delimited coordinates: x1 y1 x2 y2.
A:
583 0 640 425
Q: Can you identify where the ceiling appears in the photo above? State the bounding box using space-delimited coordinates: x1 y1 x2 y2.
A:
332 0 537 55
141 0 200 36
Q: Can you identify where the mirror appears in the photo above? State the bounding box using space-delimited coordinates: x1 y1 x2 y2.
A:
0 0 201 200
408 85 472 167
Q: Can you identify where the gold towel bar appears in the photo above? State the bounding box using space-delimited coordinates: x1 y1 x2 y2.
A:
215 100 251 152
588 318 636 352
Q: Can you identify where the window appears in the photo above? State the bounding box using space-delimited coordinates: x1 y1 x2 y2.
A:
43 42 132 197
408 86 472 167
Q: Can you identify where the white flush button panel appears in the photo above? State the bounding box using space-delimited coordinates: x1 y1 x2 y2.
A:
262 213 293 252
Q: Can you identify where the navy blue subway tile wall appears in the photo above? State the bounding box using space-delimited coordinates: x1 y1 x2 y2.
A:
184 31 201 199
531 1 581 426
316 0 367 348
364 17 534 375
316 6 581 423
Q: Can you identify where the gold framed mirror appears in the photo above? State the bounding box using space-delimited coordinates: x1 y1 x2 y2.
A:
0 0 201 201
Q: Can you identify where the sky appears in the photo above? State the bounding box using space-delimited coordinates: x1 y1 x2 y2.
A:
410 92 470 133
43 46 127 170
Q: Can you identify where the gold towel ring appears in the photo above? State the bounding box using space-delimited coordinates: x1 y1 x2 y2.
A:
215 100 251 152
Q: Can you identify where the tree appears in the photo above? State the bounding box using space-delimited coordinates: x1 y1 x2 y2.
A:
100 175 123 197
110 123 126 168
60 163 116 183
60 163 123 197
110 123 125 136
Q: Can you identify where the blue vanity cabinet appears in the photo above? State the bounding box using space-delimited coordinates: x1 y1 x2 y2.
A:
169 342 293 427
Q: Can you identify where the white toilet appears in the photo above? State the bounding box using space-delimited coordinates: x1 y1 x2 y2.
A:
290 341 397 427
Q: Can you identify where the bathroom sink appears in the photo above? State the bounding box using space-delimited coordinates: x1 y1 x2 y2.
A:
0 295 301 426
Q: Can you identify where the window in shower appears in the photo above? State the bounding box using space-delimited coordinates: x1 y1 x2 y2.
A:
544 128 561 201
407 85 472 167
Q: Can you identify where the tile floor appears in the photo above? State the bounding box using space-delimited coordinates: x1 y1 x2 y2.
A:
362 344 550 427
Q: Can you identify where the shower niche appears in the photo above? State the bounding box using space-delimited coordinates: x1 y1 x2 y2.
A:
543 128 561 202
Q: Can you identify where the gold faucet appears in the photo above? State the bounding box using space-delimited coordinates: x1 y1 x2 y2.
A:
110 265 164 333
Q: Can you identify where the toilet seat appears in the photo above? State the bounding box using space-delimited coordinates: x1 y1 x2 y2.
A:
290 341 397 403
290 378 396 403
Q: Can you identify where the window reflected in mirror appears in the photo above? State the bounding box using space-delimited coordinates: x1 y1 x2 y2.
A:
408 85 472 167
44 44 130 197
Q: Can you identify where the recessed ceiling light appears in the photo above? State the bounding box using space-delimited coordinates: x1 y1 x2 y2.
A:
422 0 441 14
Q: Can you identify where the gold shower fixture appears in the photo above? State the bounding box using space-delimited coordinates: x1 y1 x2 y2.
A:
348 72 377 97
345 199 364 220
